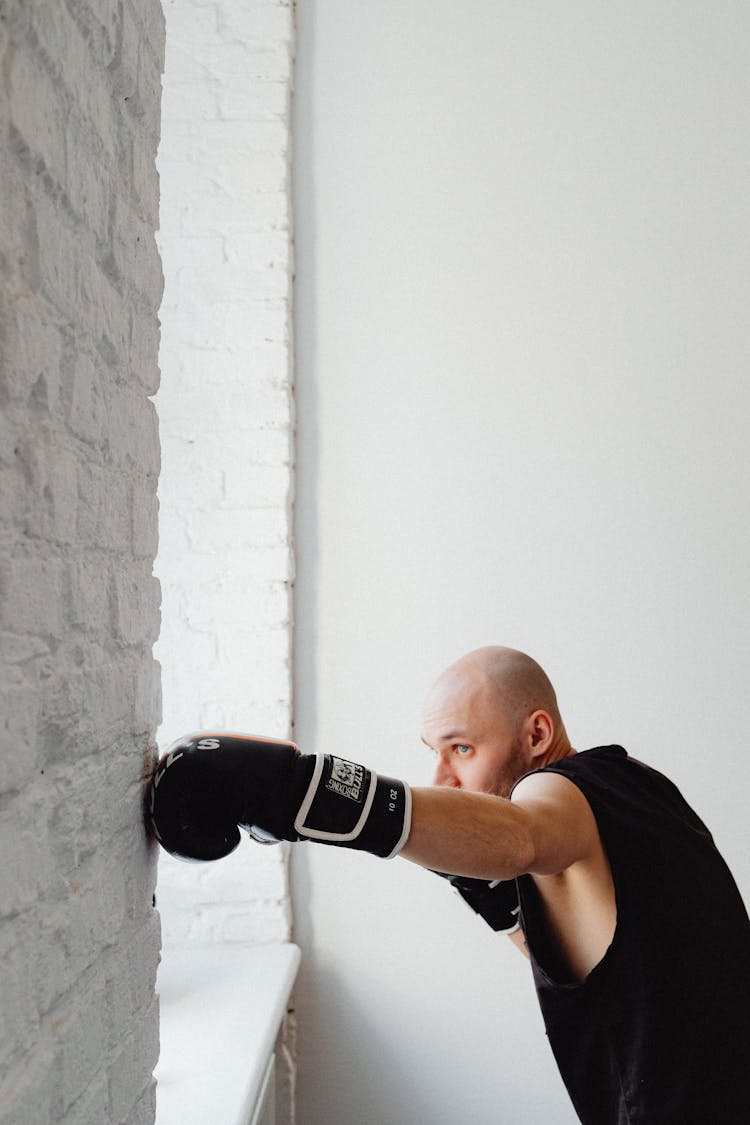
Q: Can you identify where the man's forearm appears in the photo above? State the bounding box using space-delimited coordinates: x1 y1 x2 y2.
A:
400 787 535 880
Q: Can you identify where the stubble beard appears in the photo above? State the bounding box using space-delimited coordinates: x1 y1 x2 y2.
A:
491 736 529 800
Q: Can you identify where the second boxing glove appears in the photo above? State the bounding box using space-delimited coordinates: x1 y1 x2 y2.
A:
432 869 521 933
148 732 412 863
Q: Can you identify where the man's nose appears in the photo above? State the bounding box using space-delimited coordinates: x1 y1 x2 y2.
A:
432 756 460 788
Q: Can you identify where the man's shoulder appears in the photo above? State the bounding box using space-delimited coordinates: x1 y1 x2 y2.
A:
512 745 628 799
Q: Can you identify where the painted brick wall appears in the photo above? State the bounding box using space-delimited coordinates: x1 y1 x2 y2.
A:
155 0 295 951
0 2 164 1123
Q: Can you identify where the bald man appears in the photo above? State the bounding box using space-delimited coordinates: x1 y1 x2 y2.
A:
405 647 750 1122
406 646 614 975
149 646 750 1125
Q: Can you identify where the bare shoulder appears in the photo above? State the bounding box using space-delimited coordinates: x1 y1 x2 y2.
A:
510 768 602 876
511 765 595 814
512 767 617 978
512 766 586 803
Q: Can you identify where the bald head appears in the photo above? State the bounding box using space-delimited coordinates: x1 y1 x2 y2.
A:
426 646 567 745
421 647 571 794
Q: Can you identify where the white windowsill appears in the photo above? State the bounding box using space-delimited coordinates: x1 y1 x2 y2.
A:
155 943 301 1125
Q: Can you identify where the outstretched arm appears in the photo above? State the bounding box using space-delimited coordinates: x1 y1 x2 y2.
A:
401 772 601 880
147 734 598 883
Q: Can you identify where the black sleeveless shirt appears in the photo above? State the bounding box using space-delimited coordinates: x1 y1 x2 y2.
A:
515 746 750 1124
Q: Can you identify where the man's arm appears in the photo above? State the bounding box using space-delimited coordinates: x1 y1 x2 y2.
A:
508 928 530 959
400 772 600 880
148 734 598 884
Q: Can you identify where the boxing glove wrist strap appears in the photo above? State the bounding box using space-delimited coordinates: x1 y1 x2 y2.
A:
293 753 412 859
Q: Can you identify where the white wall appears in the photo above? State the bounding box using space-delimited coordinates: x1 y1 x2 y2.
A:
154 3 298 1120
156 8 299 1125
292 3 750 1123
0 2 164 1122
155 0 295 952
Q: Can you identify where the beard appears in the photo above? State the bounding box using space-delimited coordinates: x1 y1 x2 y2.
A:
489 735 529 799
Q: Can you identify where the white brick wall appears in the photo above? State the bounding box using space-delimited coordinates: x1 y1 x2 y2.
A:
155 0 295 951
0 2 164 1124
155 4 296 1118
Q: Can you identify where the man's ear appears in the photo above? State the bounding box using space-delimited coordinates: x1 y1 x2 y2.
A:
526 710 554 759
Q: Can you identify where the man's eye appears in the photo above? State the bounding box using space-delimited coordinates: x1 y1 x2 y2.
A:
455 745 471 755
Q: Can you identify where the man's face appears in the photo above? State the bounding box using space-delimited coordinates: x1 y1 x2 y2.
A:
420 676 529 798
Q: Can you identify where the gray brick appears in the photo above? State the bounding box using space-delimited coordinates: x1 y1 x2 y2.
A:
1 555 64 639
1 0 162 1109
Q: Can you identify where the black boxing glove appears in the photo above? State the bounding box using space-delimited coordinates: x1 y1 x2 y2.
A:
432 870 521 934
148 732 412 863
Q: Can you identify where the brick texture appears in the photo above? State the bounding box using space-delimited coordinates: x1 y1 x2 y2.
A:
0 1 164 1122
155 1 296 1119
155 0 295 944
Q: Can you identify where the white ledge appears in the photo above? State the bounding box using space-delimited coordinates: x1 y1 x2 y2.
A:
155 943 301 1125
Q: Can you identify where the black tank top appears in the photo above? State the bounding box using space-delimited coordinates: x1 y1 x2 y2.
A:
515 746 750 1124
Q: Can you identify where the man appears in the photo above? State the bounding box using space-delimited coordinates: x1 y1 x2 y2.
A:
407 645 616 978
149 646 750 1124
